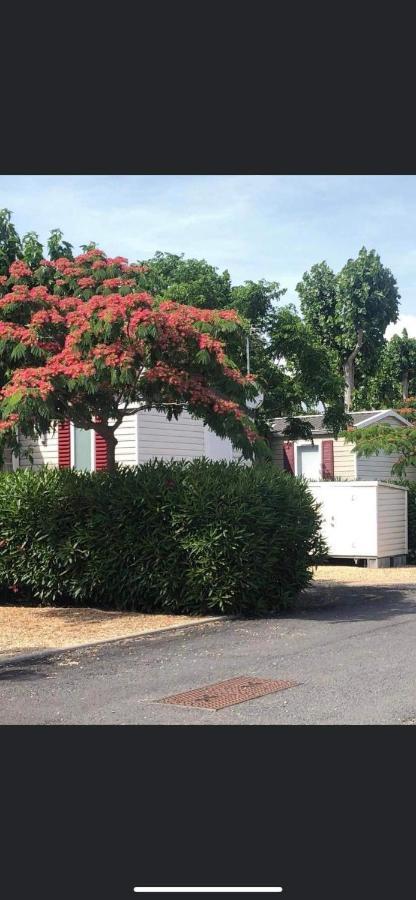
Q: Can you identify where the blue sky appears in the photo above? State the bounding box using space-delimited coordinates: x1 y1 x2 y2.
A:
1 174 415 336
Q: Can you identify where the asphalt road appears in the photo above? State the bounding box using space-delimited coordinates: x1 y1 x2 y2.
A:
1 581 416 724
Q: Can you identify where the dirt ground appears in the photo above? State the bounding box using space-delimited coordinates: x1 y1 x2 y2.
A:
1 564 416 660
0 606 214 659
313 564 416 585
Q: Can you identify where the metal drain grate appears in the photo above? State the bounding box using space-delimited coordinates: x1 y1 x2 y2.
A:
158 675 298 710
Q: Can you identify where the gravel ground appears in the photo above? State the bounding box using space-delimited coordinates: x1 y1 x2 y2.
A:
313 564 416 585
0 605 213 659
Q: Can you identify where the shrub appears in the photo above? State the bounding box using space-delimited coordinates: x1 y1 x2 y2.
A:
0 461 326 615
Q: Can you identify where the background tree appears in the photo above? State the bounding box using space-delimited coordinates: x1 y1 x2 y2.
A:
297 247 400 411
355 329 416 409
0 249 262 470
133 252 349 437
21 232 44 269
0 209 22 276
47 228 73 261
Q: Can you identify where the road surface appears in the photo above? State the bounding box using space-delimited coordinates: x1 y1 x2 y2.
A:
1 581 416 724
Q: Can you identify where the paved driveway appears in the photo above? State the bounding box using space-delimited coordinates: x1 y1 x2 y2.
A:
1 581 416 724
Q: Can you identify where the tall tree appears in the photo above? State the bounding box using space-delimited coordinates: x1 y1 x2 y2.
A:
297 247 400 411
0 249 261 470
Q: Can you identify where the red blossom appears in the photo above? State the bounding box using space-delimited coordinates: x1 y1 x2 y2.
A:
0 249 258 458
9 260 32 278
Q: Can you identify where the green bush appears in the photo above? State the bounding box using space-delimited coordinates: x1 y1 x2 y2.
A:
0 461 326 614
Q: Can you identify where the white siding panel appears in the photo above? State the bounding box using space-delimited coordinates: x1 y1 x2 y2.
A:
19 429 59 469
377 484 408 557
356 451 416 482
137 409 205 463
333 438 356 479
114 415 138 467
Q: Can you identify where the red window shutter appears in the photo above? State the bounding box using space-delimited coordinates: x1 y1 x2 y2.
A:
322 439 334 479
58 421 71 469
94 432 108 471
283 441 295 474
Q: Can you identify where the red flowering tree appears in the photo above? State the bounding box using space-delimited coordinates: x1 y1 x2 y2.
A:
0 249 261 471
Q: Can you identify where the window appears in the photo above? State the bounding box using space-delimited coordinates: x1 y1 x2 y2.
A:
73 427 93 471
297 444 320 479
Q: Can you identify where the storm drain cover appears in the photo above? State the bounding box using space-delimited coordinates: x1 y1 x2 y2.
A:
158 675 298 710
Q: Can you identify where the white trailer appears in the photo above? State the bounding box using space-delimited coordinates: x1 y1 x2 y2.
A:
308 481 408 568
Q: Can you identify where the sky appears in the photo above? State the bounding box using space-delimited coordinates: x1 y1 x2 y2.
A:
1 174 416 337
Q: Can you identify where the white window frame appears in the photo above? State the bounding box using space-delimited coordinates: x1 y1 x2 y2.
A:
294 439 323 479
70 423 95 471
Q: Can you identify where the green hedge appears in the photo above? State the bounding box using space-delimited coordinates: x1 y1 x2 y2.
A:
0 462 326 615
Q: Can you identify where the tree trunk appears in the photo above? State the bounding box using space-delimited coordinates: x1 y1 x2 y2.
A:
402 370 409 401
343 329 364 412
343 358 354 412
106 432 118 473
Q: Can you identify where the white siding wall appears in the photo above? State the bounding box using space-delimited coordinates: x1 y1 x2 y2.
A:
18 429 59 469
356 452 416 482
114 415 138 467
137 409 205 463
377 484 408 557
333 438 356 479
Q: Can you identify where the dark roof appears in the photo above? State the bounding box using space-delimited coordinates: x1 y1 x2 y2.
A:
270 411 393 435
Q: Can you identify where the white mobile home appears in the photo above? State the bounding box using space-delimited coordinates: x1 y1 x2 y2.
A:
270 409 416 483
4 409 242 472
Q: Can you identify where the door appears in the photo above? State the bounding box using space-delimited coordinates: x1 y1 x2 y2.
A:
73 427 93 471
297 444 320 479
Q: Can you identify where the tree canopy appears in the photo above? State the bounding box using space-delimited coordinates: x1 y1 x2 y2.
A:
0 215 355 452
132 251 349 438
0 249 262 470
297 247 400 410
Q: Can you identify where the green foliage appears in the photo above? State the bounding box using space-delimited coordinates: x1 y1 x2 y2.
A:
0 462 325 613
355 329 416 409
21 232 43 269
47 228 73 261
0 209 22 275
135 252 233 310
297 247 400 406
135 252 349 433
267 305 348 434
